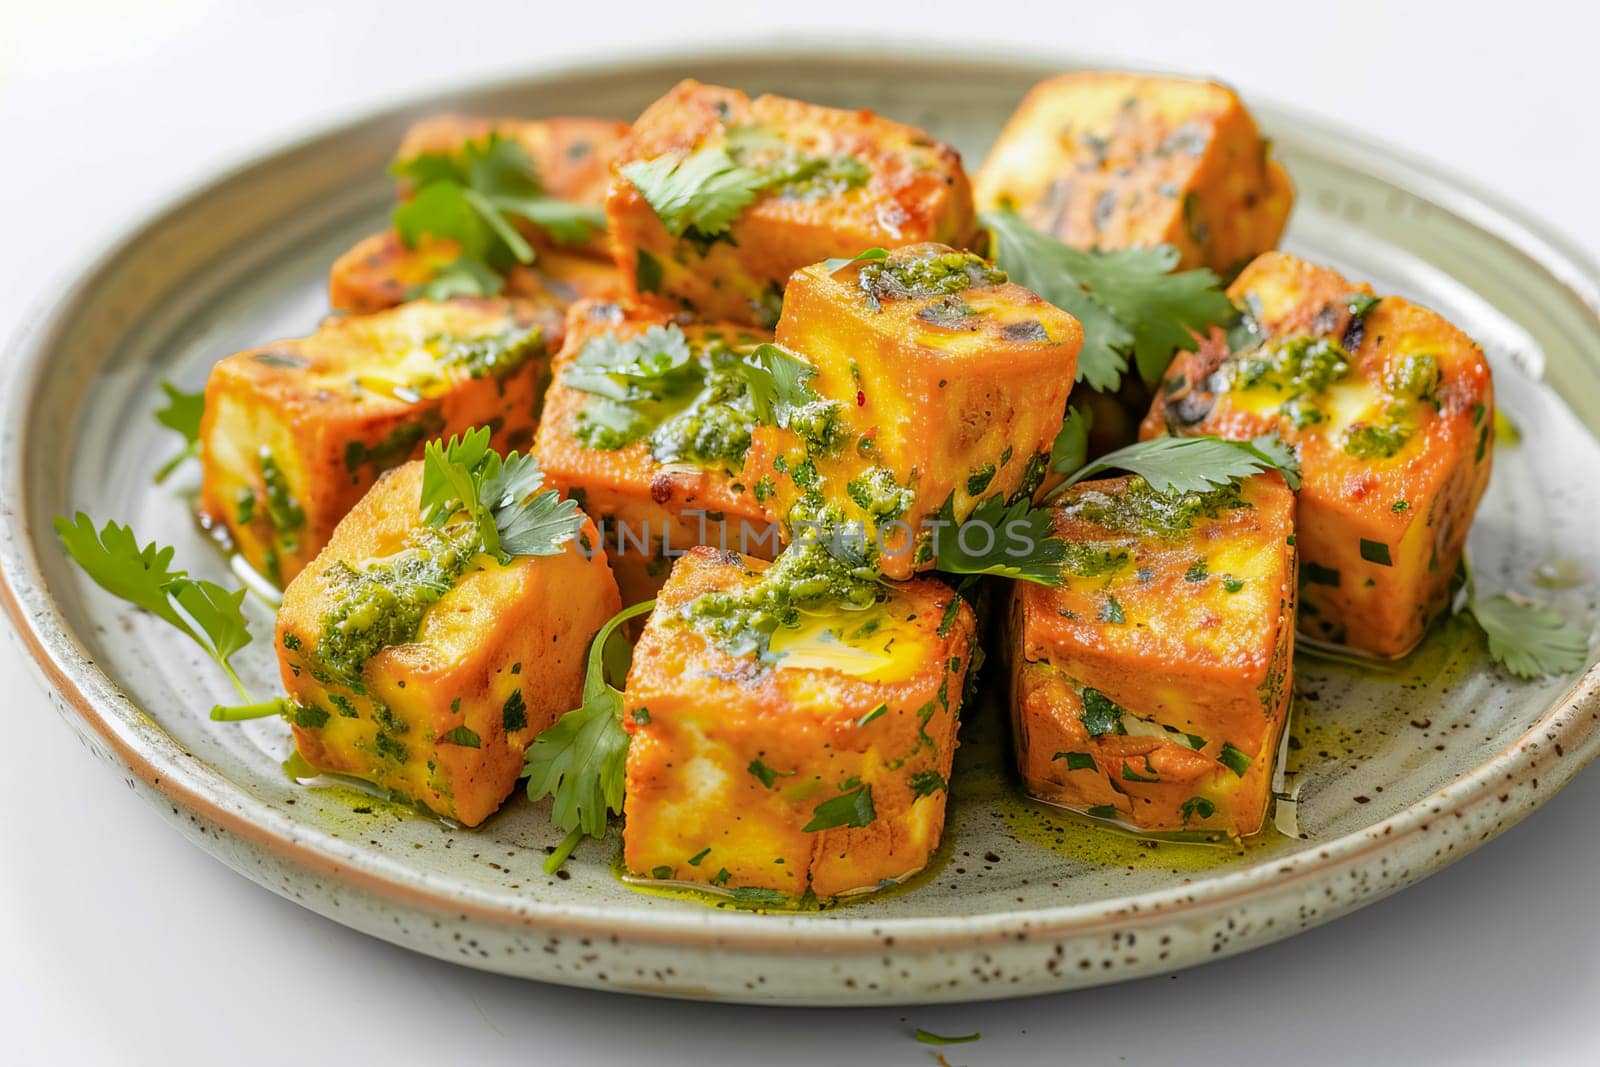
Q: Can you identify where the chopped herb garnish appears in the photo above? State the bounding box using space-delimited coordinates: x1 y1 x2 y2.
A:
1218 743 1252 777
1359 539 1393 566
802 784 875 832
441 725 481 748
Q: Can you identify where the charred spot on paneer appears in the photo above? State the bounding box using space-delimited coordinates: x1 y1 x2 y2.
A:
741 244 1083 579
1010 472 1297 836
621 545 975 900
275 459 620 827
199 299 557 586
606 79 978 327
976 72 1292 276
535 301 781 603
329 230 624 316
1142 251 1494 658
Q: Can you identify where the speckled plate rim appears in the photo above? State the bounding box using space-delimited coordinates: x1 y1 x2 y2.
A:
4 39 1600 956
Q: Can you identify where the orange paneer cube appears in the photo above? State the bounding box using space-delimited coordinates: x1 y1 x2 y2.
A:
1142 251 1494 657
607 80 978 327
199 298 557 586
976 72 1293 275
622 546 976 900
742 244 1082 579
275 461 620 827
534 301 782 603
1010 472 1297 836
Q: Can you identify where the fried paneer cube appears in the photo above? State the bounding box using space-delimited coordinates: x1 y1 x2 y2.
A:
742 244 1083 579
199 298 558 587
275 461 621 826
535 302 779 601
607 79 978 327
1009 473 1297 836
396 114 628 258
534 301 780 604
1142 251 1494 657
976 72 1293 275
622 546 977 900
328 230 624 316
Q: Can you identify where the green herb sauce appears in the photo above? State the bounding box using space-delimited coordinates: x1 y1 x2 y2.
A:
314 526 476 686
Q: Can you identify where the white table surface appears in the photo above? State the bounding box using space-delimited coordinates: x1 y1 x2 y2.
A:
3 2 1596 1063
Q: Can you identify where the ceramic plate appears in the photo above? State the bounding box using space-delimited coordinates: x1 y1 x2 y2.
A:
3 46 1598 1005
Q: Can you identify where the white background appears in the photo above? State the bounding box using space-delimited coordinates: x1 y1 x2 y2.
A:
2 2 1597 1063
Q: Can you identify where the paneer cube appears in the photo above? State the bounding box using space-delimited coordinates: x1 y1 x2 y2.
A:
535 301 782 603
622 546 976 900
1009 472 1297 836
976 72 1293 275
741 244 1083 579
275 460 621 826
199 298 558 586
328 230 624 315
1141 251 1495 657
396 114 628 258
607 79 978 327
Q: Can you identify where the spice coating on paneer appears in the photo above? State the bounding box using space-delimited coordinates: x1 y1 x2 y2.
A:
741 244 1083 579
329 230 625 316
199 298 557 586
396 114 627 258
1009 472 1297 836
622 546 976 900
976 72 1293 275
1142 251 1494 657
275 461 621 826
607 80 978 327
535 301 782 603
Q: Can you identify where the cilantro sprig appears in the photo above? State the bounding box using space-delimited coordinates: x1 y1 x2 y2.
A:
391 133 605 299
524 599 657 872
54 514 262 706
1048 432 1302 500
982 207 1234 390
152 381 204 484
420 427 585 563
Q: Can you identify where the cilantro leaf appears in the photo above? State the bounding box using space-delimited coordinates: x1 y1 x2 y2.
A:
1468 593 1590 679
821 247 889 273
933 494 1066 585
1049 403 1091 475
982 207 1233 390
563 324 697 401
620 147 770 239
1051 433 1302 498
802 783 876 832
54 513 253 699
421 428 583 564
414 255 504 300
741 343 819 427
524 599 657 871
152 381 205 484
391 132 605 293
490 196 606 246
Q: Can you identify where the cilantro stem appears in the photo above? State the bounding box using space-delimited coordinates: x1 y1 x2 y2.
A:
152 443 198 485
543 826 586 874
210 698 291 721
